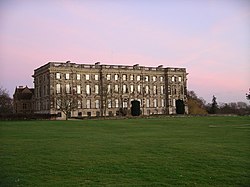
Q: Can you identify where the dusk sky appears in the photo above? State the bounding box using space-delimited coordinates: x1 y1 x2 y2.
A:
0 0 249 103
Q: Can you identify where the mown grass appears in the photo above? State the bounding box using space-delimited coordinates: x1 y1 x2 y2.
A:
0 116 250 186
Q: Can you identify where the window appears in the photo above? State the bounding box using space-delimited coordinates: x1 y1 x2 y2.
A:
179 76 182 82
146 99 150 107
145 86 149 94
23 103 27 110
86 74 90 80
153 76 156 81
86 85 90 95
108 99 112 108
153 86 157 94
56 84 61 93
107 74 111 80
114 85 119 92
77 85 81 94
78 100 82 109
173 99 176 107
115 99 119 108
86 99 91 109
115 74 119 81
57 99 61 109
130 75 134 81
107 85 111 93
77 74 81 80
130 85 134 93
172 76 175 82
160 76 163 82
123 101 128 108
154 99 157 107
66 84 70 93
145 76 149 81
66 73 70 80
95 100 100 108
137 85 141 93
160 85 164 94
56 73 60 79
95 74 99 80
137 75 140 81
161 99 165 107
123 74 127 81
123 84 127 93
95 85 99 94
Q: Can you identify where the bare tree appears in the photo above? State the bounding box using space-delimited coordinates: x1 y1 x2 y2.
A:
54 90 82 120
0 87 13 114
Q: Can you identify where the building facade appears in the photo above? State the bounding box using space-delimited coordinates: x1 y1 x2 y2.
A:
33 61 188 118
13 86 34 114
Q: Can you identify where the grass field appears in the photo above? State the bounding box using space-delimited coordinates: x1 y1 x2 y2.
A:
0 116 250 186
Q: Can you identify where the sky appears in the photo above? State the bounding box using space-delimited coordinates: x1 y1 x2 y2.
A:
0 0 249 103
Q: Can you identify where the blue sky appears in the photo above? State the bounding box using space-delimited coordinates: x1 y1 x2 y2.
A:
0 0 249 103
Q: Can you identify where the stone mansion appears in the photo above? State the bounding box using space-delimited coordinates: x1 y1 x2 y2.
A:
32 61 188 118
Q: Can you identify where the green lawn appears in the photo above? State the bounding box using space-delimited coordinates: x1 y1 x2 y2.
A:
0 116 250 186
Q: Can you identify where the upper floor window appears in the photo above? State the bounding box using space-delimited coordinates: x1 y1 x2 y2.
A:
56 84 61 94
107 74 111 80
145 85 149 94
77 85 81 94
123 84 127 93
107 85 111 93
66 84 70 94
65 73 70 80
137 85 141 93
172 76 175 82
86 74 90 80
115 74 119 81
123 74 127 81
95 74 99 80
137 75 140 81
160 85 164 94
130 85 134 93
77 74 81 80
153 86 157 94
160 76 163 82
114 85 119 92
178 76 182 82
95 85 99 94
153 76 156 81
56 73 60 79
86 85 90 95
130 75 134 81
145 76 149 81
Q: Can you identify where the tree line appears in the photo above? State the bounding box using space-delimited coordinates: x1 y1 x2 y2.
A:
188 90 250 115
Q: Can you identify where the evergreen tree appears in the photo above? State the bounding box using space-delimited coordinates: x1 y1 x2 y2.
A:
210 95 218 114
246 88 250 101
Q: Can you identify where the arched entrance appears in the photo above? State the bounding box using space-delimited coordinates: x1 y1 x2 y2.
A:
176 99 185 114
131 100 140 116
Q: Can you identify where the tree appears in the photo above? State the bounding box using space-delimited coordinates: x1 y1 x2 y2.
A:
209 95 218 114
246 88 250 101
54 90 82 120
187 90 207 114
0 87 13 114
